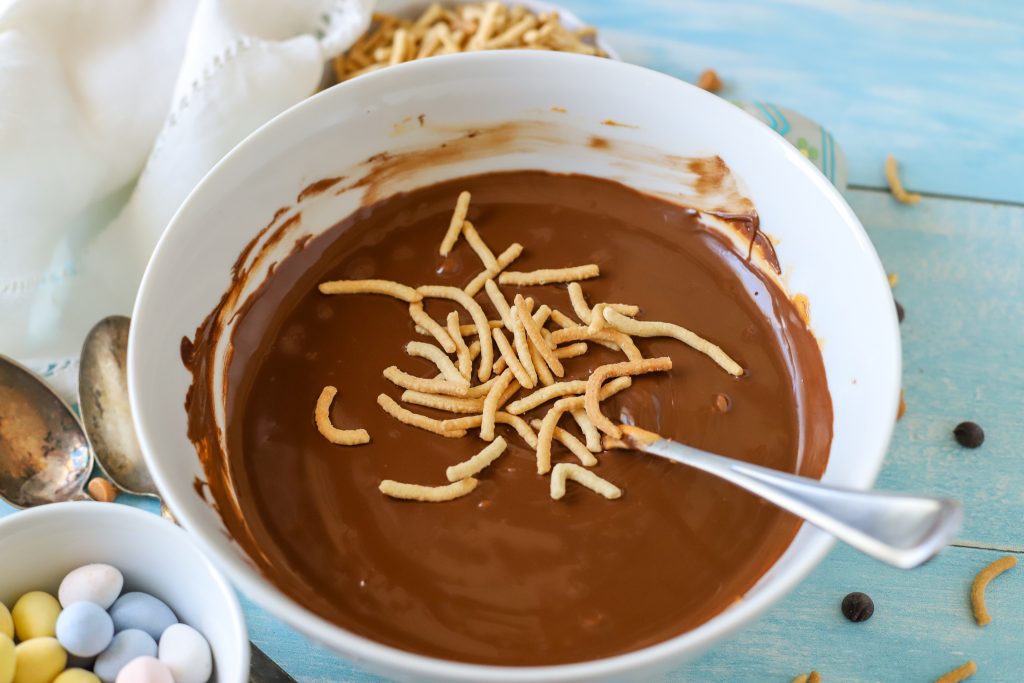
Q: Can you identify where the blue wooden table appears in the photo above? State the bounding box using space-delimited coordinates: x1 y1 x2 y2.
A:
4 1 1022 680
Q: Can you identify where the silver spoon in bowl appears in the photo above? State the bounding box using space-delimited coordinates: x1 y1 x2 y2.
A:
0 354 93 507
617 425 962 569
79 315 295 683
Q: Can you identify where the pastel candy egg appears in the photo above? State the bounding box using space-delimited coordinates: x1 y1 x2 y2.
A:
54 670 101 683
158 624 211 683
56 602 114 657
0 634 14 683
108 594 176 641
114 657 173 683
94 630 157 683
12 637 67 683
0 602 12 639
12 592 61 640
59 565 124 609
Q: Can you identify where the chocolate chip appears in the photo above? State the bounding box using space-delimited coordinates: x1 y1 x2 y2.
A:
895 300 904 323
954 421 985 448
841 592 874 622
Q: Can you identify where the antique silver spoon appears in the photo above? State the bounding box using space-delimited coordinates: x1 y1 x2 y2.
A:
619 425 962 569
0 354 93 507
79 315 173 519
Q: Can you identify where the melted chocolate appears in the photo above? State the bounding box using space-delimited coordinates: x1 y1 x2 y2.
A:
186 171 831 665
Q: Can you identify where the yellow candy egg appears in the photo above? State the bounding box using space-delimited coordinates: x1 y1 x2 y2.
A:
0 634 15 683
13 637 66 683
12 593 61 641
0 603 12 639
54 670 100 683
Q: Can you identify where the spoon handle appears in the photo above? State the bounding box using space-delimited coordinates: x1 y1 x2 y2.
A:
639 436 962 569
250 642 297 682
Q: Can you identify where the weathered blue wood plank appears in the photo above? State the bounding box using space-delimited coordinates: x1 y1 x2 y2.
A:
559 0 1024 204
684 543 1020 682
846 188 1024 549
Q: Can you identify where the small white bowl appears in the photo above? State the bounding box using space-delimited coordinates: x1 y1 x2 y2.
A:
130 52 900 682
0 502 249 683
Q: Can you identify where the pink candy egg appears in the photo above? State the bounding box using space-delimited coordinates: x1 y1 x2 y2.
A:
114 657 173 683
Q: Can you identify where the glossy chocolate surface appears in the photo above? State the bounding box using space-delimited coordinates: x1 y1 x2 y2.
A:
186 171 832 665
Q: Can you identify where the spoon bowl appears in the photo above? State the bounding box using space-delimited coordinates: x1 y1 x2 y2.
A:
79 315 157 498
0 354 92 507
619 425 962 569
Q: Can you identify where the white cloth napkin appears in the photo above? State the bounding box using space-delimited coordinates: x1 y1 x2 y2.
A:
0 0 373 402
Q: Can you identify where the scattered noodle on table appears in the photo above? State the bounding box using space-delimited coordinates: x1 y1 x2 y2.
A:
885 154 922 205
933 661 976 683
971 555 1016 626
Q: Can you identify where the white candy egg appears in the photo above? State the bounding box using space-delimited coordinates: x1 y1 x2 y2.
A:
158 624 212 683
58 564 124 609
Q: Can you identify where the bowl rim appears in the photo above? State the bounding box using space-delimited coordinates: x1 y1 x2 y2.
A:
130 50 899 681
0 501 251 680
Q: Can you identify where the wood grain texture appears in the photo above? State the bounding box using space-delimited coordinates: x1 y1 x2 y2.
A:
849 189 1024 548
685 543 1021 682
558 0 1024 203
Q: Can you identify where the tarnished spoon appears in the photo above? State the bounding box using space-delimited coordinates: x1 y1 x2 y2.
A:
619 425 962 569
0 354 93 508
79 315 296 683
78 315 173 518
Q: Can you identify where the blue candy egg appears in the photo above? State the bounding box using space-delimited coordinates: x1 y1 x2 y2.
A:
94 629 157 683
56 601 114 657
108 593 177 641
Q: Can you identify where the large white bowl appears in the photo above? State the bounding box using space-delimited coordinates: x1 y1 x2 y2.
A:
0 502 249 682
129 52 901 682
